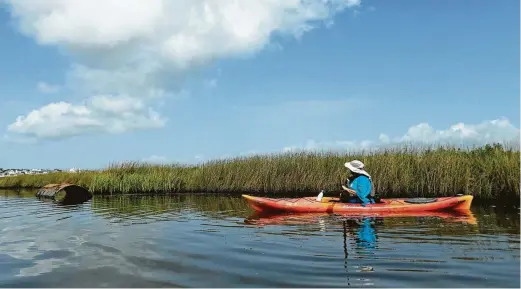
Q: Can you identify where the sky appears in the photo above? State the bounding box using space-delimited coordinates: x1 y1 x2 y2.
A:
0 0 519 170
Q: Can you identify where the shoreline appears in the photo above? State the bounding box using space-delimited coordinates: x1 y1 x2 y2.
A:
0 188 519 206
0 144 519 201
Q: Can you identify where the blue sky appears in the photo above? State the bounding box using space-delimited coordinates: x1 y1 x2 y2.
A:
0 0 519 169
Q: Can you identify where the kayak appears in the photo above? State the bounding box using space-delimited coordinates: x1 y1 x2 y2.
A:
242 194 473 214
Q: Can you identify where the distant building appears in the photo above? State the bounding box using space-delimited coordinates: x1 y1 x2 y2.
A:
0 166 74 177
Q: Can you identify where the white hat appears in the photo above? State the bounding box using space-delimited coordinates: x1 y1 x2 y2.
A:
344 160 371 178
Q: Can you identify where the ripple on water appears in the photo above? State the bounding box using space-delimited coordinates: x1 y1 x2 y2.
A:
0 193 518 287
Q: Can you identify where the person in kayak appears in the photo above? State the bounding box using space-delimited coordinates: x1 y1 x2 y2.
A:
340 160 375 206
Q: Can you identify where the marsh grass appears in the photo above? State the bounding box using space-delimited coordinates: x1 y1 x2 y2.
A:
0 143 519 200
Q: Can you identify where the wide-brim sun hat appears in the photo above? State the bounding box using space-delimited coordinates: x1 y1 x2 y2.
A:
344 160 370 177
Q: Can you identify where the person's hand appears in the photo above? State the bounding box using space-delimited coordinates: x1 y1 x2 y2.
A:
342 185 356 196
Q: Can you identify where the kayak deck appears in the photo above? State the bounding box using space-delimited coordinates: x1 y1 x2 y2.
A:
242 194 473 214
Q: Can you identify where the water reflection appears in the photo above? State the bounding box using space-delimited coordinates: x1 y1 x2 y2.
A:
0 190 518 287
245 210 479 263
245 209 478 227
341 218 377 286
347 218 378 251
246 213 382 248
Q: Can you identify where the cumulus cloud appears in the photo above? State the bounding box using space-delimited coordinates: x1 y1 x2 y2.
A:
36 81 60 94
4 0 361 140
387 118 520 146
9 0 361 57
7 95 165 140
283 118 521 152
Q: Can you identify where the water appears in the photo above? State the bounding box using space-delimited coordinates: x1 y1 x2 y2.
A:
0 190 519 287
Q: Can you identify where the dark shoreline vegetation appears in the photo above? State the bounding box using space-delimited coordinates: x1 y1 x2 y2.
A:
0 144 519 201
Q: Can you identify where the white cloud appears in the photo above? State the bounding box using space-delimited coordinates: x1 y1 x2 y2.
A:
142 155 168 163
7 95 165 140
283 139 375 152
391 118 520 146
36 81 60 94
4 0 360 140
283 118 521 152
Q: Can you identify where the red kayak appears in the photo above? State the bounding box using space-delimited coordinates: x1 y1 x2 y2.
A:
242 194 473 214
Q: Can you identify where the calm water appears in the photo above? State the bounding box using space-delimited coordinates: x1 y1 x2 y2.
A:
0 190 519 287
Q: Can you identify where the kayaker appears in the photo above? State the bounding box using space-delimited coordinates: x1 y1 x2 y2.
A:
340 160 375 206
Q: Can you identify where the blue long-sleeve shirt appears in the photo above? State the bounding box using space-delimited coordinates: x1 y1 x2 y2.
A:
349 175 374 205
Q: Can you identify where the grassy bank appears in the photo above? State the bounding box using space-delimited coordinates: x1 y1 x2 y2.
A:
0 144 519 200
